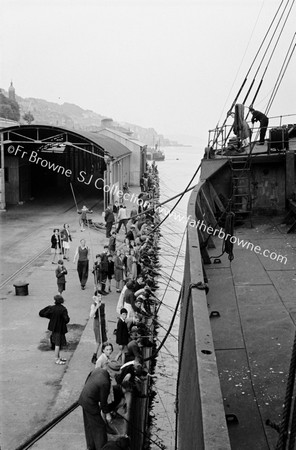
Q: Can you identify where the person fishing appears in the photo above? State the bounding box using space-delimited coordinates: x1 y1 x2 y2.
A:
249 106 269 145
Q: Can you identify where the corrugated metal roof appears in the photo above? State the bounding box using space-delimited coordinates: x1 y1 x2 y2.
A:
79 130 132 159
0 124 132 160
99 127 147 148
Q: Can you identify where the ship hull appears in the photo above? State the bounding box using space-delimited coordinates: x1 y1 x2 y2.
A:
177 148 296 449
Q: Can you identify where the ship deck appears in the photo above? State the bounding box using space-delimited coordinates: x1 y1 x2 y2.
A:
206 215 296 449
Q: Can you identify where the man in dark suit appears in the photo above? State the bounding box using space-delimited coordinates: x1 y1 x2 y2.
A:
104 205 115 238
78 361 123 450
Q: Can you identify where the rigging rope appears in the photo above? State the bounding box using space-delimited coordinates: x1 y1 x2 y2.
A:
266 34 296 114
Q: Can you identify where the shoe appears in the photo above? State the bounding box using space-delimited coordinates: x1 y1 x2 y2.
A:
60 357 67 362
52 262 57 264
55 359 65 365
63 256 67 260
101 291 108 296
91 353 97 364
81 286 85 290
116 289 121 293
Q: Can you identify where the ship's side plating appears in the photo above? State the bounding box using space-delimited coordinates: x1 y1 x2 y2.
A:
176 179 231 450
177 140 296 449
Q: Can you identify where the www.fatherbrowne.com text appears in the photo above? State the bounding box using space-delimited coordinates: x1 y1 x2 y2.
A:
7 146 288 264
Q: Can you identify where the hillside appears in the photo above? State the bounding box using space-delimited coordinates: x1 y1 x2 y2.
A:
1 92 176 146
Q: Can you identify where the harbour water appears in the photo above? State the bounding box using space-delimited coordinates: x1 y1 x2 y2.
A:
150 144 204 450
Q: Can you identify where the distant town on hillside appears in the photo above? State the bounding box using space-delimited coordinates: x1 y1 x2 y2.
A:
0 83 184 147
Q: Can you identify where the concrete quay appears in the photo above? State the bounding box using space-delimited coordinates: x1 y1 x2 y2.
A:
0 188 141 450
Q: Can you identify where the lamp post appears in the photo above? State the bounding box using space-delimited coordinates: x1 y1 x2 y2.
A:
104 154 111 210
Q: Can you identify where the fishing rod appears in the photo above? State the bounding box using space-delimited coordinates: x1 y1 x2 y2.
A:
70 181 79 210
149 162 202 234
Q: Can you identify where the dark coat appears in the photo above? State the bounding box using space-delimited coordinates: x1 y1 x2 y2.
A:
93 261 103 283
51 233 61 249
60 227 72 242
100 253 109 275
125 230 135 242
108 235 116 252
105 209 115 223
55 266 67 284
39 304 70 334
251 109 268 126
125 340 142 362
78 368 115 414
107 260 114 278
116 318 129 346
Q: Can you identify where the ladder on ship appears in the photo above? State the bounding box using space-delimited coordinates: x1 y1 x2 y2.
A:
230 156 252 222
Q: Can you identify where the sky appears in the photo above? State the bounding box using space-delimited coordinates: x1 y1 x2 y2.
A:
0 0 295 144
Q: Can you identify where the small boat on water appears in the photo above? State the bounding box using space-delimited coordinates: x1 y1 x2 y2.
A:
146 143 165 161
176 3 296 449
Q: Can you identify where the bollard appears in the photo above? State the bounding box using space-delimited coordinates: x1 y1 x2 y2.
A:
13 281 29 296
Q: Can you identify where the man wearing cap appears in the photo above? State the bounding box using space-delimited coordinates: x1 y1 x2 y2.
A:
78 361 123 450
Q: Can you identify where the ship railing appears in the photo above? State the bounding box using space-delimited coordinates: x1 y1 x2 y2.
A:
206 113 296 157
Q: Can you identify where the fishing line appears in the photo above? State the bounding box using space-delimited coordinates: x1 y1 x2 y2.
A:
143 286 182 364
115 411 166 450
154 320 179 341
152 381 175 434
155 339 179 364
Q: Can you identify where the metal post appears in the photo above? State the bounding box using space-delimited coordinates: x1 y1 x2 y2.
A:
0 132 6 211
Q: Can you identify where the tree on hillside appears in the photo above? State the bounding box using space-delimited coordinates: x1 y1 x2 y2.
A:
0 91 20 121
23 111 35 124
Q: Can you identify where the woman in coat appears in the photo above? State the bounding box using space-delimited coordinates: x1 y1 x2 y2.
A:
39 295 70 365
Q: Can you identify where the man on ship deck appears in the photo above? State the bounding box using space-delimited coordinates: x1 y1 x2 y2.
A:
249 106 269 145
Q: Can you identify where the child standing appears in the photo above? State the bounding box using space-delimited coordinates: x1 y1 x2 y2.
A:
92 254 103 292
107 254 114 293
115 308 129 365
55 260 67 294
95 342 114 369
108 231 117 255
